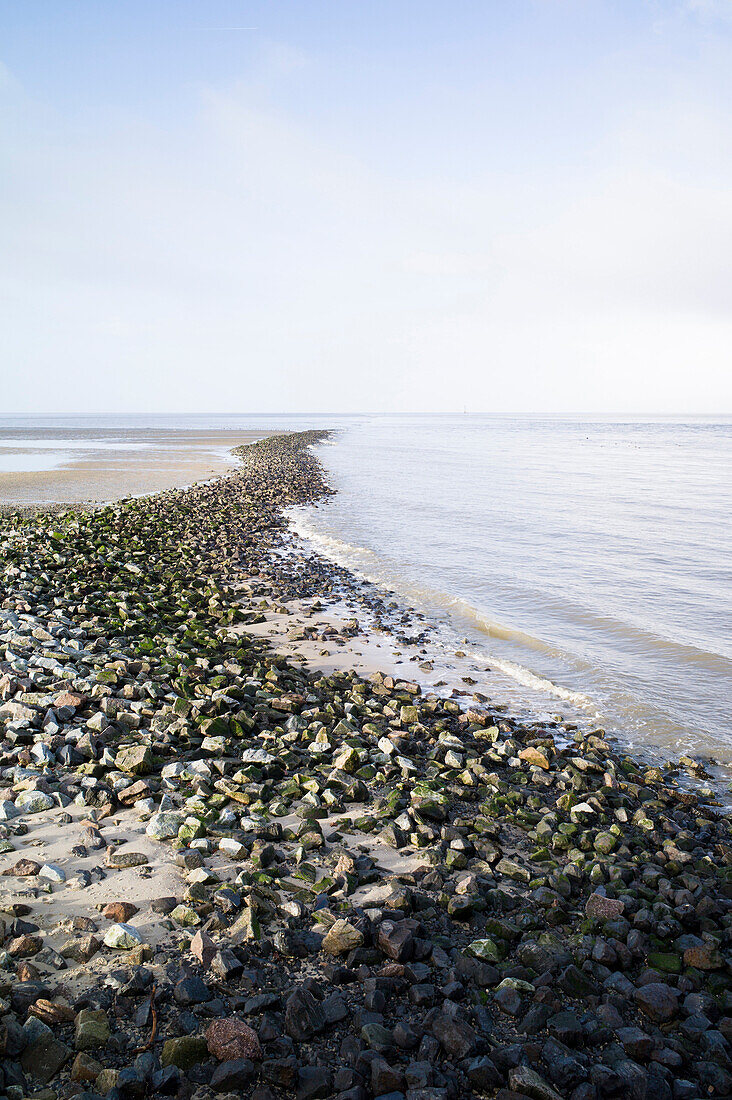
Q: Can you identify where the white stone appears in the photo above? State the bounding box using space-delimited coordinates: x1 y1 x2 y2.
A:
219 837 247 858
15 790 54 814
39 863 66 883
31 744 55 765
240 748 275 765
145 811 184 840
201 736 226 753
161 759 211 781
103 922 143 949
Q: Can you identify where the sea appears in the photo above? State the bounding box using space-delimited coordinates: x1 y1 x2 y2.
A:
1 414 730 770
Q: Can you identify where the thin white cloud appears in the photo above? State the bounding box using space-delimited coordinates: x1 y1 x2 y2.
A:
0 24 730 415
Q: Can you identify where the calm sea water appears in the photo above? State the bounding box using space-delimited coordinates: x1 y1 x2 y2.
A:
291 416 732 766
1 414 730 766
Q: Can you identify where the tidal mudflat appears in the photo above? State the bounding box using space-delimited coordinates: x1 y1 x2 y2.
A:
1 431 731 1100
0 428 268 510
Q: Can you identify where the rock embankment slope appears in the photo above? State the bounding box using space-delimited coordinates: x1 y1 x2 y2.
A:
1 432 732 1100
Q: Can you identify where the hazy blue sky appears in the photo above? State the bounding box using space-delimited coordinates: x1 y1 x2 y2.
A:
1 1 730 414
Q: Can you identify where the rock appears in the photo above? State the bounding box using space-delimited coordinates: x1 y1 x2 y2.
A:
105 848 148 868
102 901 139 922
70 1051 103 1082
96 1068 121 1093
361 1021 395 1052
285 987 326 1041
547 1009 583 1047
378 919 414 961
333 746 360 773
27 999 76 1026
206 1018 262 1061
160 1035 209 1070
410 782 449 821
322 918 364 956
210 1058 256 1091
371 1055 404 1095
616 1026 656 1061
585 892 625 921
466 937 504 963
74 1008 110 1051
8 933 43 957
118 778 153 804
297 1065 333 1100
150 895 177 914
115 744 153 774
38 863 66 884
683 944 724 970
495 985 523 1015
634 983 679 1023
191 929 217 968
174 976 211 1005
559 964 598 996
240 748 275 765
61 934 101 963
103 922 144 949
495 857 530 882
2 857 41 876
518 746 550 768
212 947 244 980
431 1012 477 1058
229 906 261 940
170 903 202 927
466 1056 502 1092
55 690 85 709
146 811 184 840
20 1032 72 1084
509 1065 564 1100
593 831 618 855
15 790 54 813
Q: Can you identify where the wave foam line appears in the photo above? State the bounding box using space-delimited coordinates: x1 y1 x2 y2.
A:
449 642 594 709
288 510 594 711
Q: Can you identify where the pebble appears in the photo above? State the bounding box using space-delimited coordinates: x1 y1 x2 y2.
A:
1 431 732 1100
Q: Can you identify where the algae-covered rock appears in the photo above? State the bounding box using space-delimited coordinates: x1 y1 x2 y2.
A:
15 790 54 814
74 1008 110 1051
161 1035 208 1069
146 811 184 840
322 918 364 956
115 744 153 775
410 782 449 821
466 937 505 963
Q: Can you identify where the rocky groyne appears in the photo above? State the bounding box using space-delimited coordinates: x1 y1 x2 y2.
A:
1 431 731 1100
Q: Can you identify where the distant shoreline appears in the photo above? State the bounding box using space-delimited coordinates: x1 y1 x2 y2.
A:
0 427 275 513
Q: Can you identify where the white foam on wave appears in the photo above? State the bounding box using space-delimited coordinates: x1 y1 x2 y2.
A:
449 641 594 709
288 508 595 715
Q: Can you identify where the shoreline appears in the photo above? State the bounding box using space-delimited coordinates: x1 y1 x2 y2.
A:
1 431 732 1100
0 428 273 513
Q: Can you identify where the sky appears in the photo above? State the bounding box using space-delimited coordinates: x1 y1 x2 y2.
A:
1 0 731 415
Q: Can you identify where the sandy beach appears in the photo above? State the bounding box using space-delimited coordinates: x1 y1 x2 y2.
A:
1 431 731 1100
0 428 272 509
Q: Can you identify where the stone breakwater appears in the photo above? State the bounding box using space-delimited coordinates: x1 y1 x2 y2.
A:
0 431 731 1100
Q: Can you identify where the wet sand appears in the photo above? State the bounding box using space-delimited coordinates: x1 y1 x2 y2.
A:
0 428 274 509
